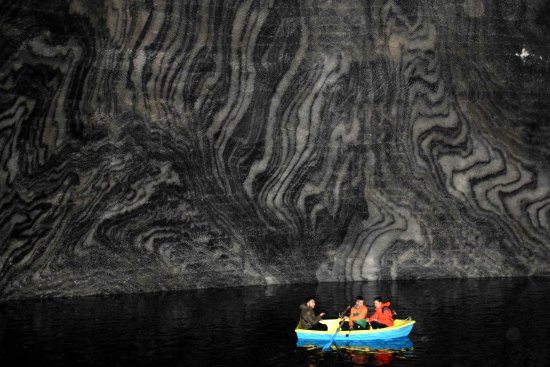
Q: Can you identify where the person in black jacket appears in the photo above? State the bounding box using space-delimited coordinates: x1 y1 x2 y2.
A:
298 297 327 331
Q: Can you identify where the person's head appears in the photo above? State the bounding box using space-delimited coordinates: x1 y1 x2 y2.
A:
374 296 383 308
355 295 364 307
305 297 316 309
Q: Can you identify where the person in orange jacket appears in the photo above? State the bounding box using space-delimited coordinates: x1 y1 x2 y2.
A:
367 296 394 329
342 296 368 330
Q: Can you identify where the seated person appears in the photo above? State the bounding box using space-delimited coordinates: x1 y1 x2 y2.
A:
341 296 368 331
298 297 327 331
367 296 394 329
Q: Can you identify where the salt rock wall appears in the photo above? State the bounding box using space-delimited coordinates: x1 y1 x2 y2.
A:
1 0 550 300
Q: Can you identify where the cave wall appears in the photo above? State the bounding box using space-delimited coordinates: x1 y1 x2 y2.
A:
1 0 550 300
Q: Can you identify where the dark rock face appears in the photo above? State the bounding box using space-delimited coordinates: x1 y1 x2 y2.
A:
1 0 549 300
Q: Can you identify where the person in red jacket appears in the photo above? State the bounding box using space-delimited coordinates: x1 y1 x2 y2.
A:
366 297 394 329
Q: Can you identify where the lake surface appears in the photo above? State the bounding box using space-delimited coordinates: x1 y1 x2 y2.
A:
1 278 549 366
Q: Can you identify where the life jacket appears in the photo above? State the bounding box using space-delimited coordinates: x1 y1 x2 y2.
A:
367 302 394 326
349 305 368 327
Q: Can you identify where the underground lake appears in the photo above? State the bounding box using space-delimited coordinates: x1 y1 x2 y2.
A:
1 277 549 366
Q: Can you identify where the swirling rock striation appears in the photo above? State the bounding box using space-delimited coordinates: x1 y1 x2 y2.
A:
1 0 549 300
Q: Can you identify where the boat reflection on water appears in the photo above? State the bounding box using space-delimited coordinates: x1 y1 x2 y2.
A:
296 337 413 366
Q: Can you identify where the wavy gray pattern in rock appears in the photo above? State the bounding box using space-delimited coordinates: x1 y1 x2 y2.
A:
1 0 549 300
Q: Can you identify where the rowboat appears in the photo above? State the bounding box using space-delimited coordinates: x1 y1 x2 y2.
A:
295 318 415 341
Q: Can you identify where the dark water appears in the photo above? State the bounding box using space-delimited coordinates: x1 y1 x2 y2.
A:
1 278 549 366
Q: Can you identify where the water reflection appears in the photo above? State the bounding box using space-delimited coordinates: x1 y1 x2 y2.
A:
1 278 549 366
297 337 413 366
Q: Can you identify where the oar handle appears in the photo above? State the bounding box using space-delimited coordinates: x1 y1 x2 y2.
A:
334 306 351 330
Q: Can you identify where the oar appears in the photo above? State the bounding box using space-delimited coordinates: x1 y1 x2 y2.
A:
321 305 350 352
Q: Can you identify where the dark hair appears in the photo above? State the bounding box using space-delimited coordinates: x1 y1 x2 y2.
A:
305 296 315 303
374 296 383 303
355 295 364 301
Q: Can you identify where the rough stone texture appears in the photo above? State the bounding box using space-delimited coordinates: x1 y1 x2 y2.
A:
1 0 549 300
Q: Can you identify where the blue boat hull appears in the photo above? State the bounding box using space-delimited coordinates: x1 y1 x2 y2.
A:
296 336 413 351
295 319 415 341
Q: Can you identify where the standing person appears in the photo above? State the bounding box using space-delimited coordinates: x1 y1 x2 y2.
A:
367 296 394 329
342 296 368 331
298 297 327 331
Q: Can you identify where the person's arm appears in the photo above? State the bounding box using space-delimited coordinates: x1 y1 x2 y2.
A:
359 307 368 320
349 307 358 327
314 310 325 323
300 308 311 327
367 309 378 322
304 309 323 325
